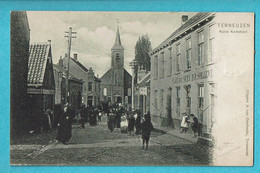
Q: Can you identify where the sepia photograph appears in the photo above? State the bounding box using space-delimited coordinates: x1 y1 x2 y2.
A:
10 11 254 166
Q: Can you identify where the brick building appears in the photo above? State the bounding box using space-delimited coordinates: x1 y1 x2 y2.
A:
100 25 132 108
27 41 55 132
58 54 101 107
10 11 30 135
150 13 216 139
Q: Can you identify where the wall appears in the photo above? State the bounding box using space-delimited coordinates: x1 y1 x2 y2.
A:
150 16 216 136
10 11 30 135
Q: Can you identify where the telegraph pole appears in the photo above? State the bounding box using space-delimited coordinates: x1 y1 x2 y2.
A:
65 27 77 104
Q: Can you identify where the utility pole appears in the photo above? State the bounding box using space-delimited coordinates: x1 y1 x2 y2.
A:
64 27 77 104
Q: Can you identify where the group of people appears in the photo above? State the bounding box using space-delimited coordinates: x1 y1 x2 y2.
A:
79 104 102 128
180 113 201 137
127 109 154 150
105 104 154 150
106 104 125 132
55 102 154 150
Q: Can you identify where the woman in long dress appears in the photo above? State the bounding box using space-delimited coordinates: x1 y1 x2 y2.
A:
56 103 72 144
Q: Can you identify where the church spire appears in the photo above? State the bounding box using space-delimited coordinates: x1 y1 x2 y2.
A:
112 19 124 50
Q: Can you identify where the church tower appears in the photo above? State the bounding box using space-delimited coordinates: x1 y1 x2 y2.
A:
111 25 124 69
100 21 132 107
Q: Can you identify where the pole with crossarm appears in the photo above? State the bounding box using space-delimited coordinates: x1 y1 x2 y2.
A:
64 27 77 104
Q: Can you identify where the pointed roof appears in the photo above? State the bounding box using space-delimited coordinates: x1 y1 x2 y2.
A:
27 42 51 85
111 26 124 50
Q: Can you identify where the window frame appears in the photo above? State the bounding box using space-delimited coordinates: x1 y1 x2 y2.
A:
176 43 181 72
198 84 204 122
186 37 192 70
176 87 181 117
197 30 204 66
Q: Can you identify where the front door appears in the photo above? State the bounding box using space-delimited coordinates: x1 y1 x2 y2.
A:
87 96 93 107
116 96 122 104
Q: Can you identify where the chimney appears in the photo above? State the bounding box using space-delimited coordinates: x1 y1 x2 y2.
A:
73 53 78 61
89 67 94 75
181 15 188 25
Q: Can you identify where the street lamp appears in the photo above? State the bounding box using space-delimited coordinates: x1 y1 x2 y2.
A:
129 59 138 111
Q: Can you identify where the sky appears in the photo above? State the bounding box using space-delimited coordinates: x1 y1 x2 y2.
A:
27 11 196 77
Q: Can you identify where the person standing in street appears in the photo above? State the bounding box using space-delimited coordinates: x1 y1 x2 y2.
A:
190 114 199 137
180 113 189 133
56 103 73 145
128 112 135 136
135 109 142 135
80 104 86 129
141 111 154 150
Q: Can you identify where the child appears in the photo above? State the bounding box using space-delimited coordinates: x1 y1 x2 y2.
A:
141 111 154 150
180 113 189 133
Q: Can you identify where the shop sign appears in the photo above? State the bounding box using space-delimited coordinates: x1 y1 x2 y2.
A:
173 70 213 84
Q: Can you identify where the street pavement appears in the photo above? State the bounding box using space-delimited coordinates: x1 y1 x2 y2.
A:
10 117 212 166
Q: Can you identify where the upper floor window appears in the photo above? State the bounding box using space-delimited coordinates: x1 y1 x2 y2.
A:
161 53 164 78
88 82 93 91
197 31 204 66
154 56 158 79
169 48 172 75
176 44 181 72
186 38 192 69
209 24 216 63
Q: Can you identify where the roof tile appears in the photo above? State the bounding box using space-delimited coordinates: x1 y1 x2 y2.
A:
27 42 50 85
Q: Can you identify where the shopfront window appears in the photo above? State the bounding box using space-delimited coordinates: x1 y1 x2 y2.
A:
198 84 204 122
186 85 191 115
176 87 180 117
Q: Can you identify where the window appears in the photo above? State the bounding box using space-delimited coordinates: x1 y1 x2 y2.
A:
198 31 204 66
160 89 164 115
116 53 120 61
161 53 164 78
88 82 93 91
169 48 172 75
176 44 181 72
154 90 158 114
115 74 120 84
198 85 204 122
127 88 131 96
186 38 192 69
154 56 158 79
209 24 216 63
176 87 180 117
185 85 191 115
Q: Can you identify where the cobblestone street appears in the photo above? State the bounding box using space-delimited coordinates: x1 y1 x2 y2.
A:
10 118 212 166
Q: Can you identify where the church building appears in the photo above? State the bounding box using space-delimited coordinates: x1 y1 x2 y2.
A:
100 25 132 107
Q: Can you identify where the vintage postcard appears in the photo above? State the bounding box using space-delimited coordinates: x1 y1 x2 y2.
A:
10 11 254 166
